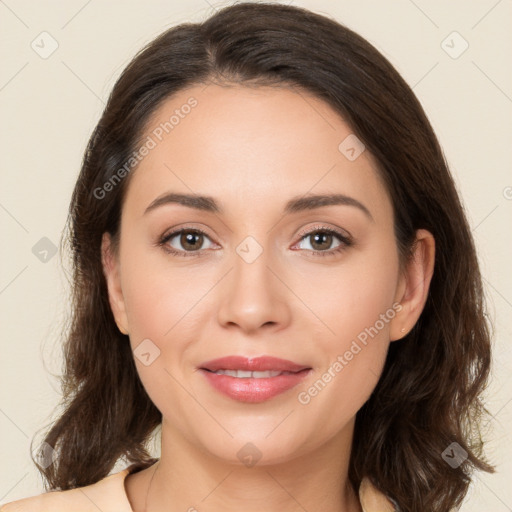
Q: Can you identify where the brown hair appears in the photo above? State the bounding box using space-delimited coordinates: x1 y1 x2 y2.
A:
33 3 494 510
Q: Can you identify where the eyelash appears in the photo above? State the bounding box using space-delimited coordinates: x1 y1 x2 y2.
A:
157 224 353 258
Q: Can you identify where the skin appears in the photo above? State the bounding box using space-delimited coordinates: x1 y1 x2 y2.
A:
101 83 435 512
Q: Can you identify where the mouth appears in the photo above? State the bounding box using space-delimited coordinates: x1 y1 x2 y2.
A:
198 356 312 403
200 355 310 373
203 369 298 378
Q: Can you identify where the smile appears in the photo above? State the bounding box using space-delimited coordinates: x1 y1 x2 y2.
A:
198 356 312 403
207 369 295 378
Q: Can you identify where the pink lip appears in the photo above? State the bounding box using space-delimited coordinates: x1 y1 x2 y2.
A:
199 356 312 403
200 355 309 372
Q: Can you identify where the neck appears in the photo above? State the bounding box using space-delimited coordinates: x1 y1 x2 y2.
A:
144 419 362 512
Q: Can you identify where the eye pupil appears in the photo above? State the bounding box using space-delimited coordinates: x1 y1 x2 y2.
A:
311 232 332 251
182 231 202 250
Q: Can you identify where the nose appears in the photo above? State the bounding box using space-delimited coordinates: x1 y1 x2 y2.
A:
216 239 291 334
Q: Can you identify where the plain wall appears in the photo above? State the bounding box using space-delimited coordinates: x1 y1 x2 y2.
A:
1 0 511 509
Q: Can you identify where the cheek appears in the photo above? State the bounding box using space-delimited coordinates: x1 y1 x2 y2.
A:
292 242 399 424
120 244 210 341
302 277 395 397
118 249 217 414
118 256 199 428
293 238 399 346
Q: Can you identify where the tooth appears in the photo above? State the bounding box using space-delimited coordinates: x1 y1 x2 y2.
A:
212 369 286 378
252 370 281 378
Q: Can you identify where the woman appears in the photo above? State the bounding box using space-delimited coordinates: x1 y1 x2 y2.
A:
1 2 494 511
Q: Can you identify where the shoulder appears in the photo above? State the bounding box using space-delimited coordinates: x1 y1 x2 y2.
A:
359 477 398 512
0 467 133 512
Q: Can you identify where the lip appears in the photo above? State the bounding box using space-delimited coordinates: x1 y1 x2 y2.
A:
199 355 310 373
199 356 312 403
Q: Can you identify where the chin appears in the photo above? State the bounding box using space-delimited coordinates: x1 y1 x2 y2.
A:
196 429 310 468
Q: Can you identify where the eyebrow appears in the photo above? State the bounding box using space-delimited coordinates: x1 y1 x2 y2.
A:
144 192 373 221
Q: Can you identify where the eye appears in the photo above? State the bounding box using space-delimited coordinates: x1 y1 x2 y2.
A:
158 228 215 257
293 225 353 257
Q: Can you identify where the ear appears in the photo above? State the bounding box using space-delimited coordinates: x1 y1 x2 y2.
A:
389 229 435 341
101 232 129 335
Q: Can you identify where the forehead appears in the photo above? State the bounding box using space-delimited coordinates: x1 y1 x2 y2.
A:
123 83 392 223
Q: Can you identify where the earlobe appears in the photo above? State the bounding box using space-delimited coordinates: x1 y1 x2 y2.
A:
101 232 129 335
390 229 435 341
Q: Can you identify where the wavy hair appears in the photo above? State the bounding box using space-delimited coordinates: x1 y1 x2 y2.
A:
32 3 494 510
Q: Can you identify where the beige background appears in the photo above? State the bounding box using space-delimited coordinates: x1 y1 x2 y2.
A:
1 0 511 509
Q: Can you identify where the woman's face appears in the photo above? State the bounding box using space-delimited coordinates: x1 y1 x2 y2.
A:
102 83 413 466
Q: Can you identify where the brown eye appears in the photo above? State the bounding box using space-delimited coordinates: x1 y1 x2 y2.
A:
308 232 335 251
179 230 204 251
160 228 214 256
294 226 353 257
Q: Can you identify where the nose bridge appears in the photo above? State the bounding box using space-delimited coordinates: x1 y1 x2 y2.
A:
232 232 277 304
216 231 289 331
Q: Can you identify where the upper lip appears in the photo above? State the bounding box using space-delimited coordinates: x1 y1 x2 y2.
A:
199 356 310 373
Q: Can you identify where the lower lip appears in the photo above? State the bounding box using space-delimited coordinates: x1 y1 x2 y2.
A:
200 369 311 403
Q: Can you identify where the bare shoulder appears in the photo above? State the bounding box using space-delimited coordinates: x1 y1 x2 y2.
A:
0 468 133 512
0 487 86 512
